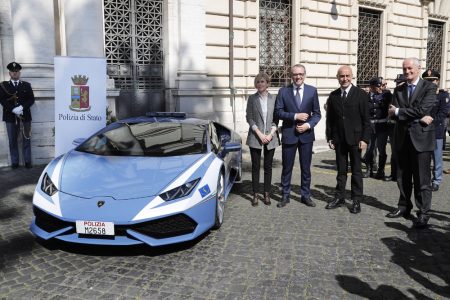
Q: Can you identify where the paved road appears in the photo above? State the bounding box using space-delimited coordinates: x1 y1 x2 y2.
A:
1 143 449 299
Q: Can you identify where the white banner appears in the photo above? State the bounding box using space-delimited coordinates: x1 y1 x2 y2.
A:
54 57 106 156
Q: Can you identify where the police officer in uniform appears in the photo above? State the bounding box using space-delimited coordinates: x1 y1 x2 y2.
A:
0 62 35 169
384 74 407 182
422 69 450 191
363 77 392 179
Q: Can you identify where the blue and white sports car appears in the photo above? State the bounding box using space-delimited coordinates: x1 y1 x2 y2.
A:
30 112 242 247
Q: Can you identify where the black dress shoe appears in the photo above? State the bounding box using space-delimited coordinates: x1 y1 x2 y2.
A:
251 193 259 207
277 196 289 208
373 172 385 180
349 200 361 214
325 198 345 209
301 197 316 207
431 183 439 192
413 214 429 229
386 208 410 218
11 163 19 169
25 162 32 169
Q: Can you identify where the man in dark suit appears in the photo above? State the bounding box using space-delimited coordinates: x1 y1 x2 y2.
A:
325 65 370 214
0 62 35 169
386 58 437 228
274 64 322 208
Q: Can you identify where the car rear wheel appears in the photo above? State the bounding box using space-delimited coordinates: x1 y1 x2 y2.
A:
213 172 225 229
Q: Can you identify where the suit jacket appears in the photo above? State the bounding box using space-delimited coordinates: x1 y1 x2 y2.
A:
391 79 436 152
245 92 280 150
274 83 321 144
0 80 35 122
325 85 371 146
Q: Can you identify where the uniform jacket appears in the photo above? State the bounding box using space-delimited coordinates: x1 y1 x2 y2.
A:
0 80 35 122
325 85 371 145
391 79 436 152
245 92 280 150
368 90 392 120
274 83 321 144
430 89 450 140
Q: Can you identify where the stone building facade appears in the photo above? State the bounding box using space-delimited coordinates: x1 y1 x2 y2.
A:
0 0 449 166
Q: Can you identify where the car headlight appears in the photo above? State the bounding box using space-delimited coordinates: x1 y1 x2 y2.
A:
41 173 58 196
160 178 200 201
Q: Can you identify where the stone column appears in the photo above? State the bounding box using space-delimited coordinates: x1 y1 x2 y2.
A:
63 0 104 57
10 0 56 165
172 0 214 119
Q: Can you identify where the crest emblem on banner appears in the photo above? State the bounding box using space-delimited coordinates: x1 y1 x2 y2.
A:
70 75 91 111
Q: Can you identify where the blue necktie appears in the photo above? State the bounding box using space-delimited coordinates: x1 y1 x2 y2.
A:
408 84 415 100
295 87 302 106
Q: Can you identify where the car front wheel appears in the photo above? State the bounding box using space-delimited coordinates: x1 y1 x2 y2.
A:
213 172 225 229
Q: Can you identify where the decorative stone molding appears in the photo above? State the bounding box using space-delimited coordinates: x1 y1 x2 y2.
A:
420 0 434 5
358 0 388 9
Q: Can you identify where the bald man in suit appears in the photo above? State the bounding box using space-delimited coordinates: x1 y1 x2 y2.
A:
325 65 371 214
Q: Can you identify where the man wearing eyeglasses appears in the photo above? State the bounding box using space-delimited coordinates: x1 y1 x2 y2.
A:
274 64 322 208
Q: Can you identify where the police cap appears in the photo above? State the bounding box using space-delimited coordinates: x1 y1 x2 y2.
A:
7 62 22 72
394 74 406 83
369 77 382 87
422 69 440 81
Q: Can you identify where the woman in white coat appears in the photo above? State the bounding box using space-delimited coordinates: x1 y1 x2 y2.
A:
246 72 281 206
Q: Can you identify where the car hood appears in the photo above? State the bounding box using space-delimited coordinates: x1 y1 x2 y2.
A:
58 151 206 200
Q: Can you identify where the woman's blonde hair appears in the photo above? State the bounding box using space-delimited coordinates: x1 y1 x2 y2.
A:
254 72 271 88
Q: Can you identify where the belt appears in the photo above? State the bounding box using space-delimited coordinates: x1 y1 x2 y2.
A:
370 118 388 124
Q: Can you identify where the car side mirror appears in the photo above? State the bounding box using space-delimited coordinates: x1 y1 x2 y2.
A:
222 142 241 154
72 138 86 146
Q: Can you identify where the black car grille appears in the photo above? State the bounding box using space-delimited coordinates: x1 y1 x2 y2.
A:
125 214 197 239
34 206 197 240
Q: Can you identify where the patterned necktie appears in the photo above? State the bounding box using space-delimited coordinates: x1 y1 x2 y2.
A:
295 87 302 106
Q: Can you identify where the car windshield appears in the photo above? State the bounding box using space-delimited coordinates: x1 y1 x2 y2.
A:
76 122 207 156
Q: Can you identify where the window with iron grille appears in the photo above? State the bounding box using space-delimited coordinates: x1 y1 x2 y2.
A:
426 21 444 74
104 0 164 90
357 8 381 87
259 0 292 87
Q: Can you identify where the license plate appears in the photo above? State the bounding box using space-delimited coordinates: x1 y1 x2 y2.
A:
76 220 114 236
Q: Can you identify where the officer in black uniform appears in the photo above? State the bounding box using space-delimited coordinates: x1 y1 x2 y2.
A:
422 69 450 191
0 62 35 169
384 74 406 181
363 77 392 179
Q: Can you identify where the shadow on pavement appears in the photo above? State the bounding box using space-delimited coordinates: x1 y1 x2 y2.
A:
335 275 412 299
381 222 450 298
313 184 395 213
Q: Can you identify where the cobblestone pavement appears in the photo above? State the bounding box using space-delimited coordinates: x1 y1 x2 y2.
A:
1 142 450 299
